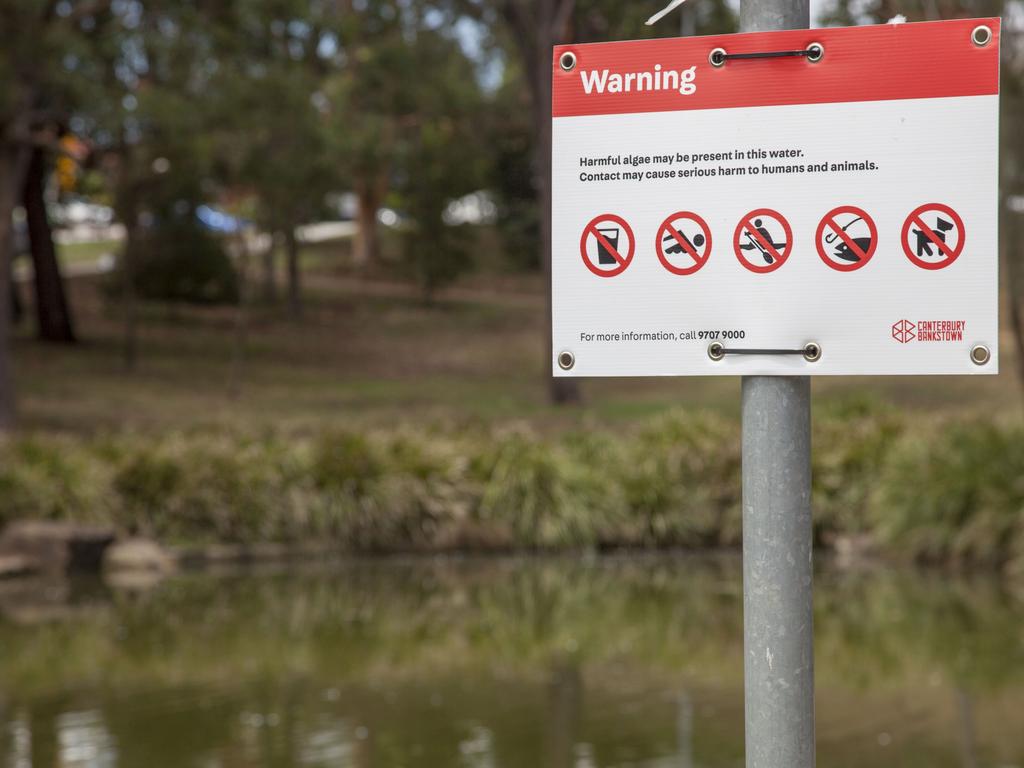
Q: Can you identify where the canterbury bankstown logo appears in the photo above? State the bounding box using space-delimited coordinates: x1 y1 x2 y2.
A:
892 320 916 344
892 319 966 343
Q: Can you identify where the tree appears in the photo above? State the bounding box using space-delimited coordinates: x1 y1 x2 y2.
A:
387 20 490 298
22 144 76 343
331 3 411 270
232 65 330 319
203 1 346 318
72 3 230 365
474 0 737 404
0 1 117 427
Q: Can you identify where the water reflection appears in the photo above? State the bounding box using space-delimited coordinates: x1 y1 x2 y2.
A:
0 556 1021 767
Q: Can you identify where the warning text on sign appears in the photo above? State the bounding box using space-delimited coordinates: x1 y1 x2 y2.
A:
578 145 878 183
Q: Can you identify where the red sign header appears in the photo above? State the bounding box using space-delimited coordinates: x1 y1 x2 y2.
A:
552 18 1000 118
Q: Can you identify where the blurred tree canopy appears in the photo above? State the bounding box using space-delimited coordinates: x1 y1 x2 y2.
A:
2 0 1023 428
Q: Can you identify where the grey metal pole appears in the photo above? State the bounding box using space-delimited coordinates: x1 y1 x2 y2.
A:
740 0 808 32
742 376 814 768
740 5 813 768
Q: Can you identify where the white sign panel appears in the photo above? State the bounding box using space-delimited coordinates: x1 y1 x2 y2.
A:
551 19 1000 376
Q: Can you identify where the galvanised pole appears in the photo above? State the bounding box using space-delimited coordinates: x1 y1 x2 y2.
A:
739 3 814 767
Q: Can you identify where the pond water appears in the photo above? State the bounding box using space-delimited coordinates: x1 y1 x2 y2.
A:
0 556 1022 767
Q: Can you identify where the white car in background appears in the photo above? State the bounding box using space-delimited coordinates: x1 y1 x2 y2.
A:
50 199 115 229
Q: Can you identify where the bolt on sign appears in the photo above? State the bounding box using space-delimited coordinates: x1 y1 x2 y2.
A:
551 19 999 376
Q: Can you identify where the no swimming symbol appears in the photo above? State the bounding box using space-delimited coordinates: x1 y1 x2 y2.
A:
656 211 712 276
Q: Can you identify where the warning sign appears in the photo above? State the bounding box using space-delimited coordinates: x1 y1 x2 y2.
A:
815 206 877 271
580 214 635 277
656 212 712 275
733 209 792 273
901 203 965 270
551 18 1000 376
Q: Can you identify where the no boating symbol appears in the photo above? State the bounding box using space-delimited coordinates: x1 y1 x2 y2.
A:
733 209 793 274
901 203 965 270
815 205 878 272
656 211 712 276
580 213 635 277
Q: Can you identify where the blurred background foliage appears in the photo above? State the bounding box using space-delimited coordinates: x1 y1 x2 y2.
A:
0 1 1022 568
1 403 1022 573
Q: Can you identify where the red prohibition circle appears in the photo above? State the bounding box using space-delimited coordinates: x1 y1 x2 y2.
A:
815 205 878 272
901 203 966 270
733 208 793 274
580 213 635 277
655 211 712 276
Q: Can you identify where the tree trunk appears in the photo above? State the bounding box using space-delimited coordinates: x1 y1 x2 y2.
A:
228 231 252 398
10 263 23 325
1006 210 1024 397
261 236 277 302
22 146 76 343
284 227 301 319
353 183 382 269
532 3 581 405
121 229 138 371
0 144 31 431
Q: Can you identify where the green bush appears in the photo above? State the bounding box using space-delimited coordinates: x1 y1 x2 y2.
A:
468 430 618 548
875 421 1024 570
618 411 742 547
0 411 1020 571
811 398 905 544
0 437 113 525
311 431 384 494
111 435 316 543
115 216 239 305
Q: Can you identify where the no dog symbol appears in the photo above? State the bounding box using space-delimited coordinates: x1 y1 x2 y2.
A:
901 203 965 270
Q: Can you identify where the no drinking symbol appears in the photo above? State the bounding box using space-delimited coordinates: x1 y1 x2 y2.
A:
580 213 635 277
733 209 793 274
656 211 712 275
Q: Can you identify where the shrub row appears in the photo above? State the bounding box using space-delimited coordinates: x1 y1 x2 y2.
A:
0 404 1021 571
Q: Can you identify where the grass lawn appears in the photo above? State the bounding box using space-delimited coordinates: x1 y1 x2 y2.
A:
11 236 1024 436
56 238 122 267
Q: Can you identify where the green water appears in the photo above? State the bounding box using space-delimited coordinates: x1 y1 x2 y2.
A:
0 556 1022 767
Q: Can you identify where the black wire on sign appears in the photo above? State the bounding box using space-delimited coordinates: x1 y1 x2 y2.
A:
709 45 823 66
719 348 807 355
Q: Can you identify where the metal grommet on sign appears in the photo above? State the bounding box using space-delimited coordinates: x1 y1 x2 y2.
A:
971 25 992 47
557 350 575 370
709 48 726 67
970 344 990 366
805 42 824 62
802 342 822 362
559 51 577 72
708 341 725 361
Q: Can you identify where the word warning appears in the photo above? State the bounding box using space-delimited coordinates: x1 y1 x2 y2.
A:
551 18 999 376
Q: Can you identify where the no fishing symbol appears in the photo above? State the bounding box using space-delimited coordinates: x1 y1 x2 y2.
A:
733 209 793 274
901 203 965 270
656 211 712 275
580 214 635 277
815 206 878 272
